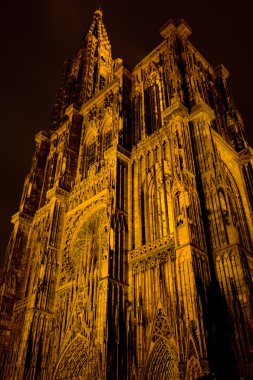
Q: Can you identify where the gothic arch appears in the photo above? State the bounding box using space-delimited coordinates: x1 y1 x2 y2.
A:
143 162 174 242
143 63 162 135
185 355 203 380
101 116 113 152
144 337 180 380
223 164 251 247
100 113 113 132
53 334 100 380
144 61 160 88
84 119 98 141
205 160 251 250
85 134 97 169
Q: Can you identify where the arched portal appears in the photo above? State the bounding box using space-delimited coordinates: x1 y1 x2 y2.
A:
53 335 102 380
53 336 90 379
144 338 180 380
185 355 203 380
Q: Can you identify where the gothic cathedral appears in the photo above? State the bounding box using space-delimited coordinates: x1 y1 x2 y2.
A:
0 8 252 380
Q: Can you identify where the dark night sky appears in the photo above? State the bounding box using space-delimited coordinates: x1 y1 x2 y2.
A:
0 0 252 265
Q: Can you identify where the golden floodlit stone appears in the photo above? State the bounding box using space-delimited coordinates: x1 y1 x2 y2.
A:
0 7 252 380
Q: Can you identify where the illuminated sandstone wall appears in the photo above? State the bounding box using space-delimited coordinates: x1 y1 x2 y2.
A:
0 10 252 380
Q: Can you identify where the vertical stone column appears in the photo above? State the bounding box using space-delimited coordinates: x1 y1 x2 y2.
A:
164 101 211 376
189 100 253 378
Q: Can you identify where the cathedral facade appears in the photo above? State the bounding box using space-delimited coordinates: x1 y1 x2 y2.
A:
0 8 252 380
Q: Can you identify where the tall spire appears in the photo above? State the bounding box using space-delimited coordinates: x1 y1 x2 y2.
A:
85 7 110 49
74 7 112 102
50 7 113 130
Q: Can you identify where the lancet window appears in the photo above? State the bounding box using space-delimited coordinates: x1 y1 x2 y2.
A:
146 166 172 243
85 135 97 171
92 63 98 94
133 92 143 143
206 169 252 251
242 163 253 208
161 69 170 109
149 181 168 241
144 81 161 135
103 129 112 151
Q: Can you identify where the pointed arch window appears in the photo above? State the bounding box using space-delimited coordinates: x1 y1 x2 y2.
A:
86 136 97 170
133 92 142 143
92 64 98 94
104 129 112 151
144 81 161 135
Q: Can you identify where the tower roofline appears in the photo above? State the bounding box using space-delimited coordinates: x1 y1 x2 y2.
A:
160 18 192 39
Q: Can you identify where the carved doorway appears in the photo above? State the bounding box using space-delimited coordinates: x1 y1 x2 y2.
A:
144 338 180 380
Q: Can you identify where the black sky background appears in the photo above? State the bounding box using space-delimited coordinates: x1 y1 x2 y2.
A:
0 0 252 266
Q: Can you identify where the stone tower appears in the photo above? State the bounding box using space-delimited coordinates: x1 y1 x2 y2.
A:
0 8 252 380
